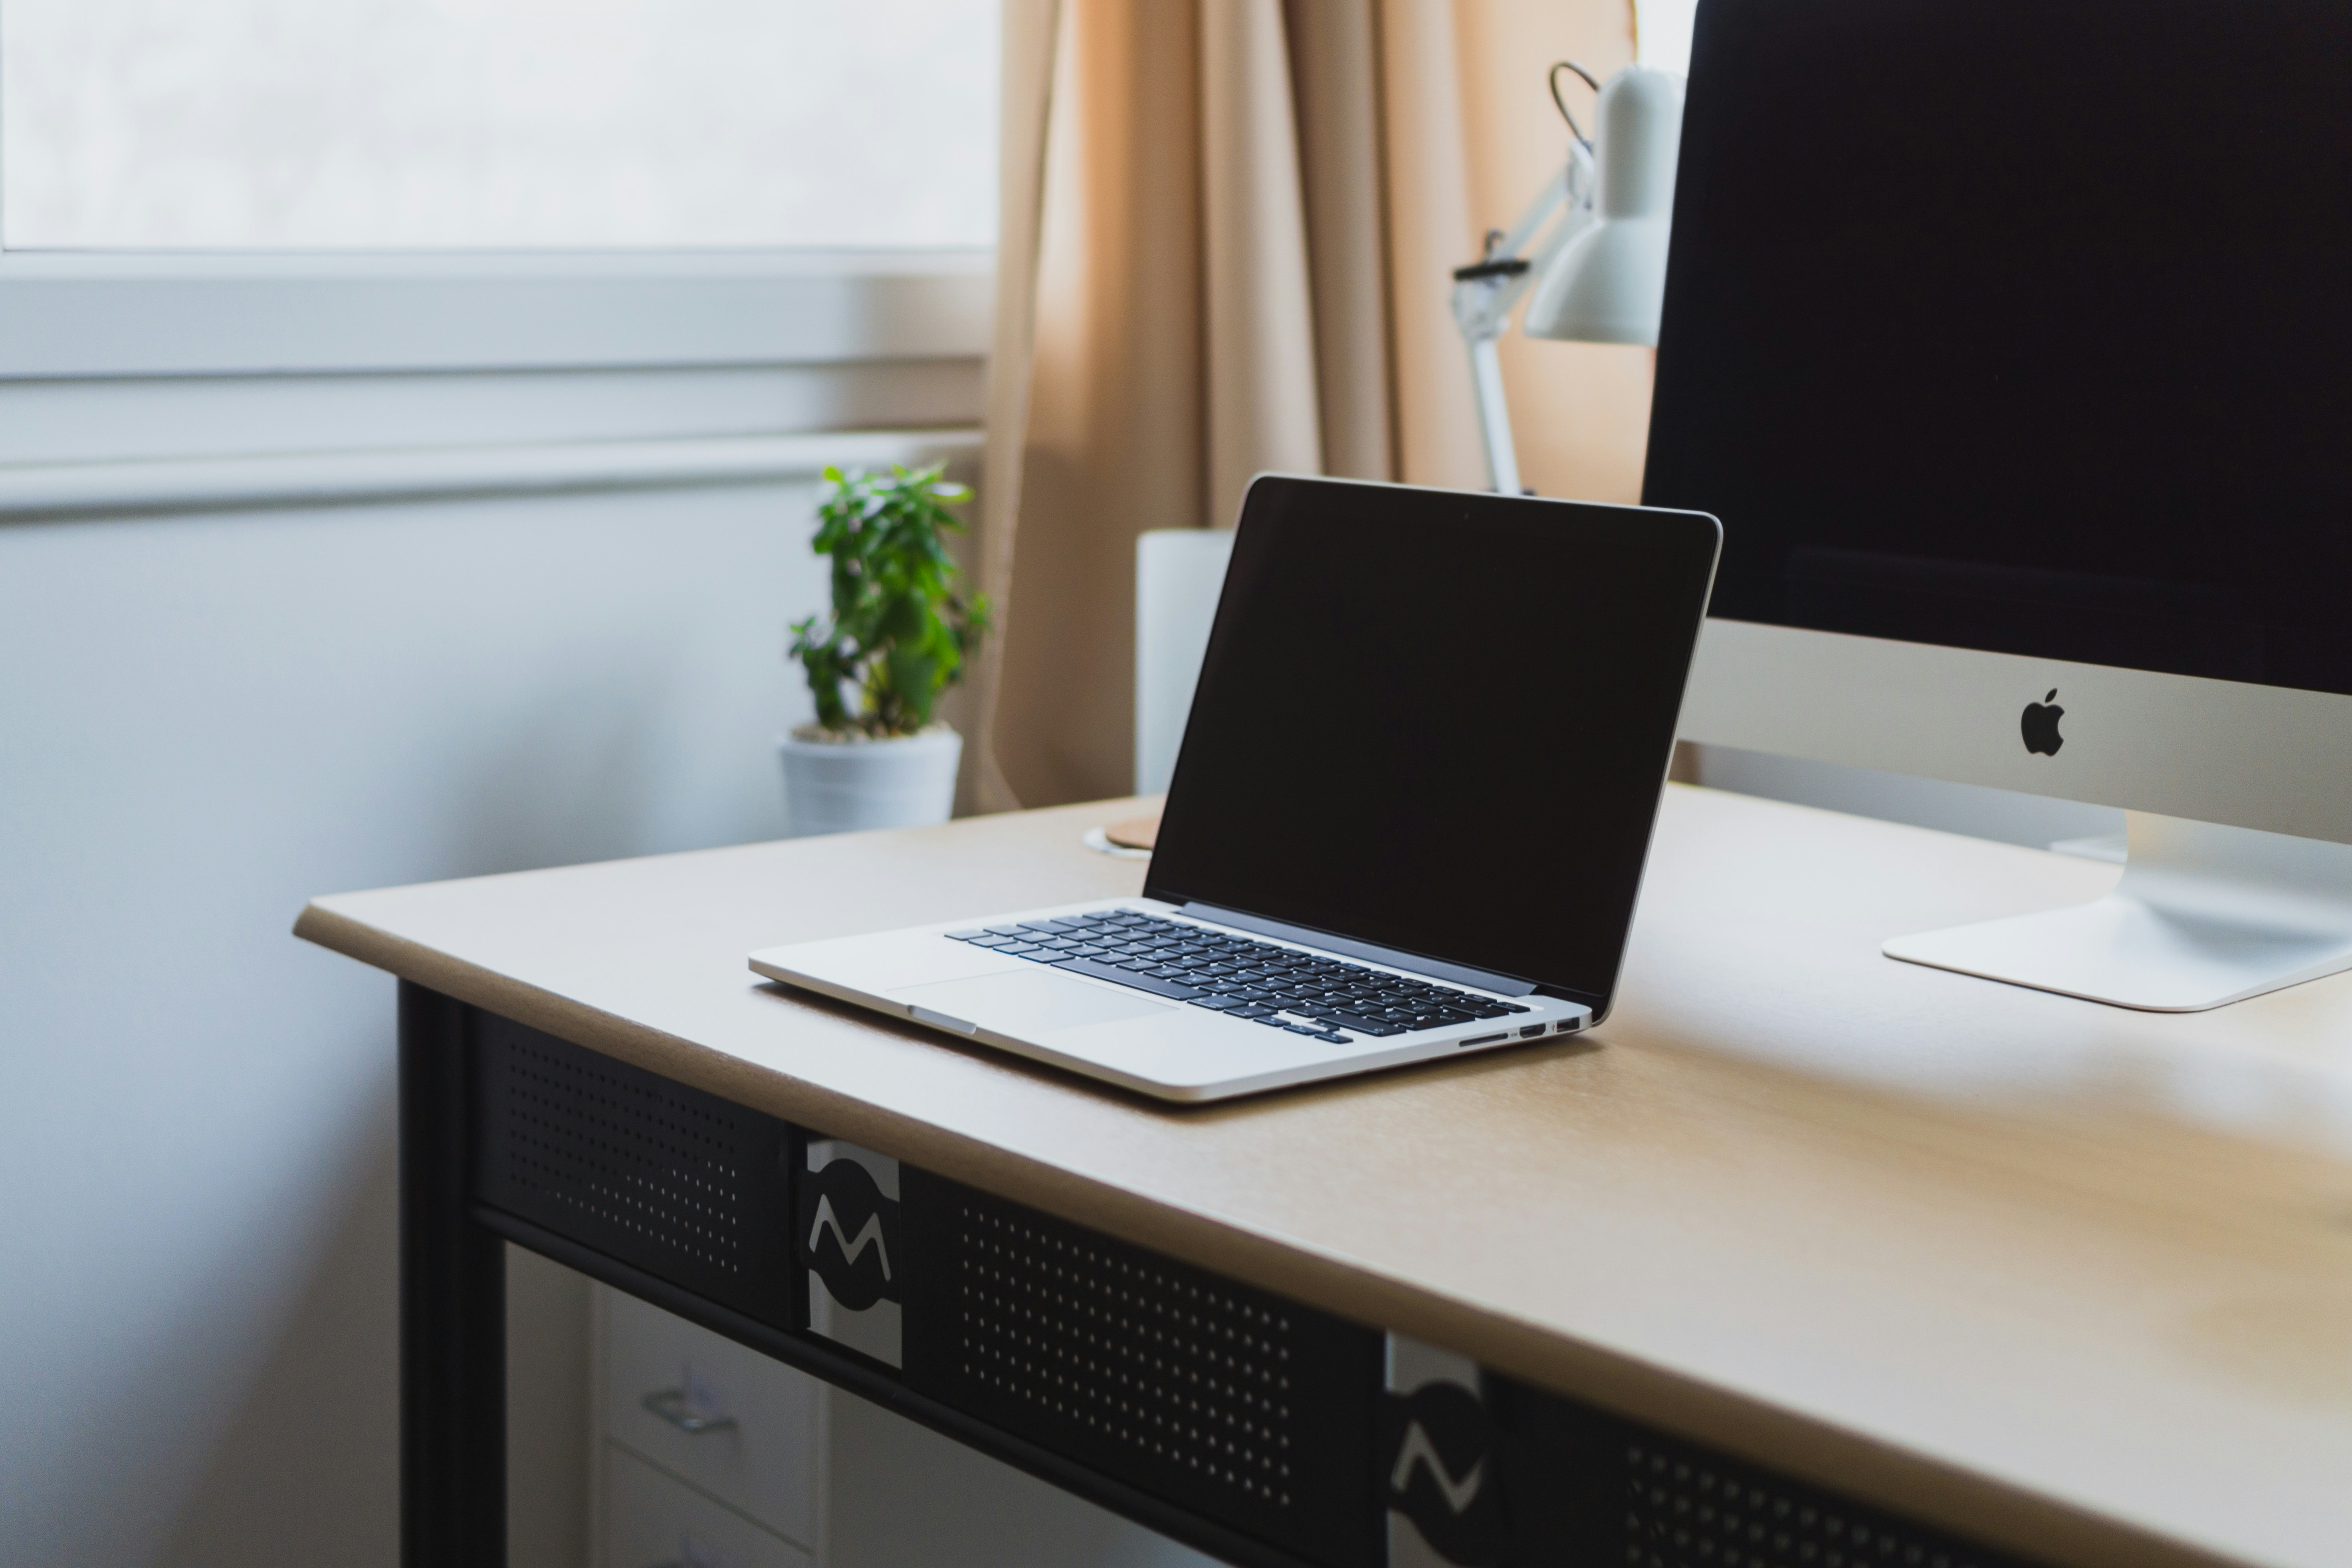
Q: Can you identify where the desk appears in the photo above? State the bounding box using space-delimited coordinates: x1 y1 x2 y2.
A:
295 785 2352 1568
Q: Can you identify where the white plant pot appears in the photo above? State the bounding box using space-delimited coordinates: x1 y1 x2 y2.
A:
777 727 963 839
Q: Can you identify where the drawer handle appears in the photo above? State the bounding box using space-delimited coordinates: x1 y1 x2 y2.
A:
641 1388 737 1435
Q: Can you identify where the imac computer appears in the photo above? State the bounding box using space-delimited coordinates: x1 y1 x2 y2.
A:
1645 0 2352 1011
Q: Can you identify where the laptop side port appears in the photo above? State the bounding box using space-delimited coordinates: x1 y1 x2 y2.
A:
1519 1024 1546 1039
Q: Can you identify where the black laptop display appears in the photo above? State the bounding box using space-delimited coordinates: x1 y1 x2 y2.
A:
1148 477 1722 1015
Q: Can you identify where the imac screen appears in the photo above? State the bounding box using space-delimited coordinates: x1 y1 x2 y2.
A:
1644 0 2352 697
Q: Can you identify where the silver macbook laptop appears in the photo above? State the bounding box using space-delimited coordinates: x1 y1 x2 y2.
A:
751 474 1721 1102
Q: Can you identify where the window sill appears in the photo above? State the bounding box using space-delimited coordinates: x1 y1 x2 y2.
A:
0 427 982 523
0 250 992 377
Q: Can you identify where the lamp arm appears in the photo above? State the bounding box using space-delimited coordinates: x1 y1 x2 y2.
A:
1449 168 1568 342
1451 144 1597 492
1489 171 1570 275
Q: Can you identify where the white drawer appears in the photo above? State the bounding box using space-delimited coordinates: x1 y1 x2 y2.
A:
604 1443 810 1568
602 1288 821 1545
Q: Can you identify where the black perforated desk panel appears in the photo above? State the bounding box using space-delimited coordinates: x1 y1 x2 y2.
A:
449 999 2040 1568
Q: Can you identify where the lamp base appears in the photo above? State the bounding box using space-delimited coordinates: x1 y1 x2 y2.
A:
1884 813 2352 1011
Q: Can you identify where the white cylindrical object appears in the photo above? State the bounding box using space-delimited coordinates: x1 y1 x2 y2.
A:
777 728 963 838
1594 66 1685 219
1135 529 1237 794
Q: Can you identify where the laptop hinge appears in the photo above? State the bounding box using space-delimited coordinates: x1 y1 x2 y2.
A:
1176 903 1540 996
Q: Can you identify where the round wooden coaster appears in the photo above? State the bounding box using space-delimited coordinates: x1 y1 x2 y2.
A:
1102 814 1160 852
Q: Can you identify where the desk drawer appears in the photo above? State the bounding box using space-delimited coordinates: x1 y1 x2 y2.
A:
604 1443 810 1568
604 1288 822 1546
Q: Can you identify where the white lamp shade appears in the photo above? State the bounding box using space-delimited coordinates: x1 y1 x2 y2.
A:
1524 216 1674 345
1524 65 1684 347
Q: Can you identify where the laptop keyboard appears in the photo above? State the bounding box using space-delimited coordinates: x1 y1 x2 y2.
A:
945 910 1530 1044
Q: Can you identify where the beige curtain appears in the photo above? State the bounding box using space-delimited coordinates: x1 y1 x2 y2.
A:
963 0 1642 814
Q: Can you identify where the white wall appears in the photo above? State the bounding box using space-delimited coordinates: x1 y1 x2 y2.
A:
0 469 875 1566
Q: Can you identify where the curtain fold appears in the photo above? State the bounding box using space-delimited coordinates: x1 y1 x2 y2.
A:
1285 0 1396 483
963 0 1064 816
975 0 1208 811
965 0 1643 813
1376 0 1488 492
1203 0 1326 527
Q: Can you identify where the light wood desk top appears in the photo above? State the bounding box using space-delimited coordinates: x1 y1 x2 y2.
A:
296 785 2352 1568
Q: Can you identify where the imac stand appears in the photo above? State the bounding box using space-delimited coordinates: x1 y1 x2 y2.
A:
1884 813 2352 1011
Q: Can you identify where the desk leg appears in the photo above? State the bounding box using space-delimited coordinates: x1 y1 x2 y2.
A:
399 982 505 1568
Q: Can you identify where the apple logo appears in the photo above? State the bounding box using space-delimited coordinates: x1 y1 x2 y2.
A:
2021 688 2065 755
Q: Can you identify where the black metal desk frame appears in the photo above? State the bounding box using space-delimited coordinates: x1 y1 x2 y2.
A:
400 982 2039 1568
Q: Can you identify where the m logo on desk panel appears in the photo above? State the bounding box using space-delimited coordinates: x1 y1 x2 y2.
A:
799 1138 902 1368
1381 1335 1506 1567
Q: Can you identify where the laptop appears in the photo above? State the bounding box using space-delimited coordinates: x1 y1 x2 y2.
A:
751 474 1721 1102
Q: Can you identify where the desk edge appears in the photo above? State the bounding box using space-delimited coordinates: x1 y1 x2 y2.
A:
292 896 2249 1568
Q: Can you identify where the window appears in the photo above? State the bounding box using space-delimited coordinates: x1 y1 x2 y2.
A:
3 0 997 251
0 0 999 375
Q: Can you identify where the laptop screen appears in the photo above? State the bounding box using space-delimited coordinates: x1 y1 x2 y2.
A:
1143 477 1719 1008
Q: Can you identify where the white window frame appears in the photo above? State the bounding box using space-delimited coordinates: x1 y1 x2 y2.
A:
0 247 993 510
0 247 993 378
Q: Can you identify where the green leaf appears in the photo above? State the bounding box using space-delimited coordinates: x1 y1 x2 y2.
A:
793 458 983 728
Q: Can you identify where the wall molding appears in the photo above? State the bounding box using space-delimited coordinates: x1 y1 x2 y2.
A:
0 427 983 522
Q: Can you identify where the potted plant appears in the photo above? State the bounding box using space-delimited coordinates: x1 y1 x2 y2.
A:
779 462 991 837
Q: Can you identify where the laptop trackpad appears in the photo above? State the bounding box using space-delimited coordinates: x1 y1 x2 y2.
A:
891 968 1174 1035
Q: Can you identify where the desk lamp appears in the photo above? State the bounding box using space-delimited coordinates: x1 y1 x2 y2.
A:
1452 63 1686 494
